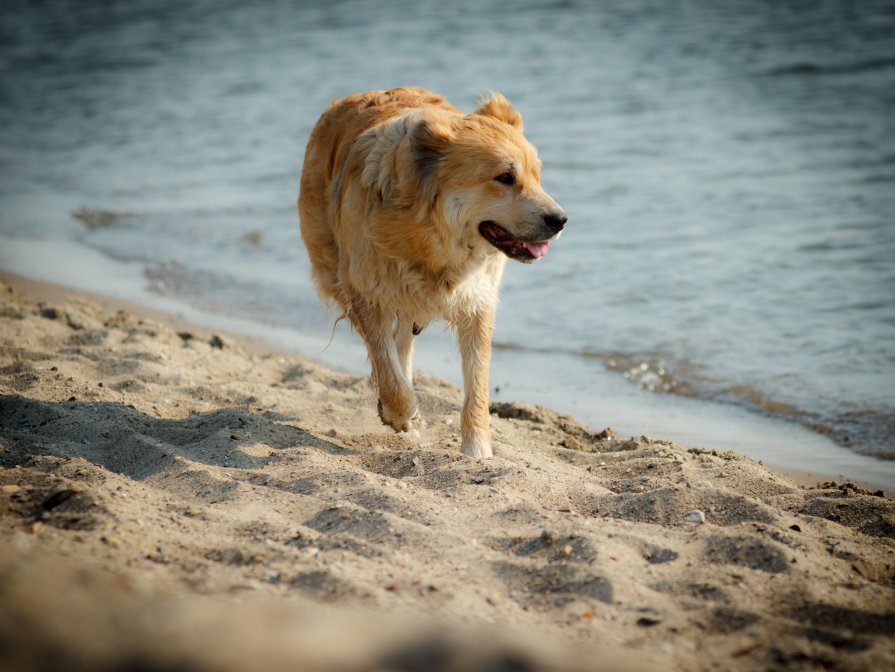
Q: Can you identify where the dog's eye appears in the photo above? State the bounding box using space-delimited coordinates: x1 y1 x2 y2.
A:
493 171 515 186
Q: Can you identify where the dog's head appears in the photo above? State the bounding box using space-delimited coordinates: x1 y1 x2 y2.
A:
408 94 566 264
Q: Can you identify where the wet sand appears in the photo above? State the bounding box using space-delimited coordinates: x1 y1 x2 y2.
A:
1 275 893 672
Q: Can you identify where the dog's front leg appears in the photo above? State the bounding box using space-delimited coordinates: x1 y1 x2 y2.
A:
393 317 416 386
456 307 495 458
349 297 418 432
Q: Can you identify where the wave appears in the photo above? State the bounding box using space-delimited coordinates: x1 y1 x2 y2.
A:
493 341 895 460
760 56 895 77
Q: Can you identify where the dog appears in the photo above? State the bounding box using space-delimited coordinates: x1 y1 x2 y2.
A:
298 87 565 458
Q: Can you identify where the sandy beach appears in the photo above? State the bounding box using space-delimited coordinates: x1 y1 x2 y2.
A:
1 273 893 672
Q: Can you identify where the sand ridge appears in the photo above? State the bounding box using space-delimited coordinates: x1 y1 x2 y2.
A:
1 278 894 671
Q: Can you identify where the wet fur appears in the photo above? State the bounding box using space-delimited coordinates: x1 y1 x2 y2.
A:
298 87 563 458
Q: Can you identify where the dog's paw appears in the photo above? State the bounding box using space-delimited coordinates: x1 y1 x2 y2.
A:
377 398 419 433
460 433 493 459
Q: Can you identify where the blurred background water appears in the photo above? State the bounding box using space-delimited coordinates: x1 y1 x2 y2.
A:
1 0 894 482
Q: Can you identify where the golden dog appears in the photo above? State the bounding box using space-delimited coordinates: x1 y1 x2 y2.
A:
298 87 565 458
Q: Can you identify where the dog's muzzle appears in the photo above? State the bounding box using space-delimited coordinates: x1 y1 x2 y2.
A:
478 211 566 263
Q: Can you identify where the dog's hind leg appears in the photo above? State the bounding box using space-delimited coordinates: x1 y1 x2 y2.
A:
455 307 495 458
349 296 418 432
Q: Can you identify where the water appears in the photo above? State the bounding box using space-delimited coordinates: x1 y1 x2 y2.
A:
1 0 894 481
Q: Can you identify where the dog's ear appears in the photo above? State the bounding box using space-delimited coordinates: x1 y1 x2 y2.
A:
472 92 523 130
407 112 456 206
410 112 455 182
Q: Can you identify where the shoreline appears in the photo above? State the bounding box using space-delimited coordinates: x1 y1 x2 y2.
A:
1 269 891 494
1 273 894 671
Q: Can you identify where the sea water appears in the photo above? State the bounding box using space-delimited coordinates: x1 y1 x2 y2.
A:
1 0 893 486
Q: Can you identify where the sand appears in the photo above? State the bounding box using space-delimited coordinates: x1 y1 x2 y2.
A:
1 274 894 672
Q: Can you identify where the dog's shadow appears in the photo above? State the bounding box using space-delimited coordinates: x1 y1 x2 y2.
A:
0 394 351 481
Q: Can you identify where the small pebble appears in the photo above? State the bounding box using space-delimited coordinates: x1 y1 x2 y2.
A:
636 617 661 627
852 561 879 582
684 510 706 524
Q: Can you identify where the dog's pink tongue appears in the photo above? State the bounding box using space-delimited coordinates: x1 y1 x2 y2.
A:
524 241 549 258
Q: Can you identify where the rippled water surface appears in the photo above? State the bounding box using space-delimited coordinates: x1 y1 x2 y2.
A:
1 0 894 461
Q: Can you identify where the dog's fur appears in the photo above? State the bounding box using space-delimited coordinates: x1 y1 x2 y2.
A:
298 87 565 458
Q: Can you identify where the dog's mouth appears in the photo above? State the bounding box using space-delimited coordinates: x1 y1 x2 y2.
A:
478 221 550 263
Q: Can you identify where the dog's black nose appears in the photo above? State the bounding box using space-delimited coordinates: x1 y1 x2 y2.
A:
543 211 567 233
